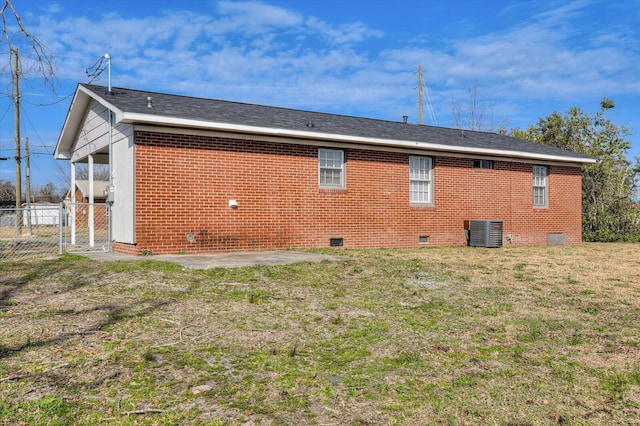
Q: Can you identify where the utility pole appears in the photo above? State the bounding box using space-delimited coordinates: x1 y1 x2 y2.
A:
25 136 32 234
12 48 22 234
417 65 424 125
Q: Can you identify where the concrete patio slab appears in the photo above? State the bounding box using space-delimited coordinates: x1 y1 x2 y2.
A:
80 250 350 269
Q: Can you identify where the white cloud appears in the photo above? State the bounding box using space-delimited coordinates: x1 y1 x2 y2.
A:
5 0 640 187
24 0 389 110
44 3 61 14
380 1 640 106
14 0 640 129
211 0 303 34
304 17 384 45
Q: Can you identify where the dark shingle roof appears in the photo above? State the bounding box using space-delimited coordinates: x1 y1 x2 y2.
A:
81 84 595 162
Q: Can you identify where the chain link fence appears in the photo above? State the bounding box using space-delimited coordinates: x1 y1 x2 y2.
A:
0 204 63 259
0 203 110 260
63 202 111 253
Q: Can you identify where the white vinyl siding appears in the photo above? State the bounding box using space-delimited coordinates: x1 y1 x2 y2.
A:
409 156 433 204
533 165 548 207
318 148 345 188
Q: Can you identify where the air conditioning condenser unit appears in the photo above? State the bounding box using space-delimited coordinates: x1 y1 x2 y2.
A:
467 220 503 248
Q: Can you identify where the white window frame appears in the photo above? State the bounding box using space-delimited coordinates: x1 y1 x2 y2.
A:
533 165 548 207
318 148 345 188
409 156 433 205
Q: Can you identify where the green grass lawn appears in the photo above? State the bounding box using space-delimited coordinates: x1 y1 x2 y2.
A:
1 243 639 425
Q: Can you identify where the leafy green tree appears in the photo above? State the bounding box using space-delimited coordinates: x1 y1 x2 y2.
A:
511 98 640 242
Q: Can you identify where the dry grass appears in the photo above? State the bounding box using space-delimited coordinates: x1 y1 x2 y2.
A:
1 243 639 425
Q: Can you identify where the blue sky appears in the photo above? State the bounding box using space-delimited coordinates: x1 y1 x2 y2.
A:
1 0 639 189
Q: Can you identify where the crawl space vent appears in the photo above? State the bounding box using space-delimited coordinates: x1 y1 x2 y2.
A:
330 238 344 247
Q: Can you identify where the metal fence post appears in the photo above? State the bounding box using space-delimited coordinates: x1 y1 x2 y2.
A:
59 202 64 255
58 202 63 254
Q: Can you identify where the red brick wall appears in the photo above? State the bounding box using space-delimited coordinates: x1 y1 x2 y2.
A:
126 130 583 254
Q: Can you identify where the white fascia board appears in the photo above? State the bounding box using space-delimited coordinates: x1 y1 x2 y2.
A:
55 85 125 160
121 112 598 164
54 89 86 159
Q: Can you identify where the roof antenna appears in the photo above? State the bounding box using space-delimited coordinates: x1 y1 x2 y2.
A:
104 54 112 95
306 117 314 128
85 53 112 95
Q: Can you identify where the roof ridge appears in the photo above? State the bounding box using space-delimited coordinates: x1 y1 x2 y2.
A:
81 83 476 132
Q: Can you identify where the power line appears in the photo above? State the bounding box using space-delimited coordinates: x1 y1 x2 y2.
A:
20 104 54 152
0 101 11 123
23 92 74 106
1 151 52 156
417 65 424 124
417 65 437 126
424 81 438 126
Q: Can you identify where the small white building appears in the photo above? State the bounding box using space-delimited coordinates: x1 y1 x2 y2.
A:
23 203 60 226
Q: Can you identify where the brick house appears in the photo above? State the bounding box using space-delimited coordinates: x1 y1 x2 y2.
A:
71 179 109 204
65 180 108 231
54 84 595 255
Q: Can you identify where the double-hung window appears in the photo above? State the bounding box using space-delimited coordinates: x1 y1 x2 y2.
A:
318 148 345 188
533 165 548 207
409 156 433 204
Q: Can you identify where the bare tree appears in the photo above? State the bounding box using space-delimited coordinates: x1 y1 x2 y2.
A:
1 0 56 87
0 179 15 201
32 182 64 202
1 0 57 228
450 80 508 133
75 164 110 181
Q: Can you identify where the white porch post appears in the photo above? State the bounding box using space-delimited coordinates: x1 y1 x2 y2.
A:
88 154 95 247
70 162 76 245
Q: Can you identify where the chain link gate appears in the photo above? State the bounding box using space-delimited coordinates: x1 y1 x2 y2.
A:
63 202 111 253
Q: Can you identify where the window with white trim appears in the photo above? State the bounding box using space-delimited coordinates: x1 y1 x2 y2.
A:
533 165 548 207
318 148 345 188
409 156 433 204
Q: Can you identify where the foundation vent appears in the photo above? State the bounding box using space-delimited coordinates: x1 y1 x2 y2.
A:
330 238 344 247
